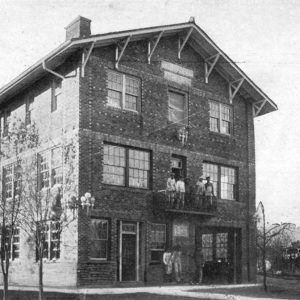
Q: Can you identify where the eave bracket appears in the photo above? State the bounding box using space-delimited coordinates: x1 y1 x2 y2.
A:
81 42 95 77
229 78 244 103
115 35 131 69
178 27 193 59
42 61 65 80
147 31 164 64
253 99 267 117
204 53 220 83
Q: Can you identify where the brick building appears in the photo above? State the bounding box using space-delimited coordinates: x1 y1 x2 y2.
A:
0 16 277 287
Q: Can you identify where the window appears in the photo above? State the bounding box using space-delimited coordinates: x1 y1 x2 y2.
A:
3 163 22 199
202 233 213 262
203 163 237 200
51 80 62 112
107 71 140 112
168 91 186 124
209 101 231 134
38 148 63 190
25 95 34 125
150 223 166 262
103 144 150 189
2 227 20 260
216 232 228 261
38 221 60 261
89 218 109 260
1 111 11 137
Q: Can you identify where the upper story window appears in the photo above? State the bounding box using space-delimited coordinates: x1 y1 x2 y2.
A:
203 162 237 200
1 110 11 137
103 143 150 189
107 71 140 112
209 101 231 135
25 95 34 125
3 163 22 200
3 227 20 260
38 147 63 190
89 218 109 260
168 91 187 124
51 80 62 113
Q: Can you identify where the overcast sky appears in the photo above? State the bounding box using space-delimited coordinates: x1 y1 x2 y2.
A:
0 0 299 226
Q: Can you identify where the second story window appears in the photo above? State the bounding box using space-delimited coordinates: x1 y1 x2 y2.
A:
38 147 63 190
168 91 187 124
1 110 11 137
209 101 232 135
107 71 140 112
103 144 150 189
51 80 62 112
3 227 20 260
3 163 22 199
203 162 237 200
25 94 34 125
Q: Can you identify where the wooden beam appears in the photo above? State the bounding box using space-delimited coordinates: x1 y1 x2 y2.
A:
204 53 220 83
254 99 267 117
42 61 65 80
229 78 244 103
178 27 193 59
81 42 95 77
147 31 164 64
115 35 131 69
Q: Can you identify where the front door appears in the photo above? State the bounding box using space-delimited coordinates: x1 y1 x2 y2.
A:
119 221 140 282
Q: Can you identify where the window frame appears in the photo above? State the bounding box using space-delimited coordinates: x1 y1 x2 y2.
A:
107 70 141 113
203 162 238 201
168 90 188 125
150 223 166 263
51 80 62 113
89 218 110 261
2 226 20 261
209 101 232 135
1 110 11 137
103 143 151 190
38 147 63 191
3 163 22 200
25 93 34 125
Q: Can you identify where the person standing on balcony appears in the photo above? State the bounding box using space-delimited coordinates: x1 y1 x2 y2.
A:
205 176 214 207
166 173 176 207
175 176 185 209
195 176 205 208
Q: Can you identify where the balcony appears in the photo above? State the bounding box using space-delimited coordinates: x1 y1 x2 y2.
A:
153 191 217 216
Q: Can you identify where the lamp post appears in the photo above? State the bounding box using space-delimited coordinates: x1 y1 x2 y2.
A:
67 192 95 215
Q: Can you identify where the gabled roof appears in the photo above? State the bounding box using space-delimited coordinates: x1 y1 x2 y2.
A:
0 20 277 117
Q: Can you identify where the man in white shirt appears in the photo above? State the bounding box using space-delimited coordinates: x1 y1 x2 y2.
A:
176 176 185 209
166 173 176 207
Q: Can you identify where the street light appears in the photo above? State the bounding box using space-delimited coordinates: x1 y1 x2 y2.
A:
67 192 95 215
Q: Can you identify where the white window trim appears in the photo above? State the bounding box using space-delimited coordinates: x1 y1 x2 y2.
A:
107 71 140 113
209 101 231 135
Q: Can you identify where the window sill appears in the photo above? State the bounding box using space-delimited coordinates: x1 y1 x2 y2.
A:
102 184 151 193
88 258 111 264
209 131 232 138
106 105 139 115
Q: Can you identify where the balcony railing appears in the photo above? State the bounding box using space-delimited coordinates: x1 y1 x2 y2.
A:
153 191 217 216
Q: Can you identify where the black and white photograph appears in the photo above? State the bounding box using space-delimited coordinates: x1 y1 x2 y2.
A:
0 0 299 299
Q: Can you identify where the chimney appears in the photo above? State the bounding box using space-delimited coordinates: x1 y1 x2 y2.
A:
65 16 91 40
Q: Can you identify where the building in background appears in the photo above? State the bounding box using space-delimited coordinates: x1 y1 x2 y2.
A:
0 16 277 287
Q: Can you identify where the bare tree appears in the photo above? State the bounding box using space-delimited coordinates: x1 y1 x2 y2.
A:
256 201 294 292
0 118 38 300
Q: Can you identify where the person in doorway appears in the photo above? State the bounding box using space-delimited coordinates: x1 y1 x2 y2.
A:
172 244 182 283
195 176 205 208
205 176 214 207
194 248 204 284
166 173 176 207
163 248 173 282
175 176 185 209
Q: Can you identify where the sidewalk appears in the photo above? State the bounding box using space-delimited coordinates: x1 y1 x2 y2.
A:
3 283 285 300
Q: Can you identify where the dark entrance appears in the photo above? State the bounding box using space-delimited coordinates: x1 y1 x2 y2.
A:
196 227 241 284
122 234 136 281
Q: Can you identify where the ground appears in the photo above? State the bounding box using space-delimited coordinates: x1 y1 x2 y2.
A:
1 275 300 299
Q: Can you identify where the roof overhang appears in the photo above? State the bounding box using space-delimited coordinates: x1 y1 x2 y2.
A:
0 21 277 117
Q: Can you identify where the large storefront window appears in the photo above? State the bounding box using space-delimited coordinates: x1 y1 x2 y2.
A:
201 232 228 262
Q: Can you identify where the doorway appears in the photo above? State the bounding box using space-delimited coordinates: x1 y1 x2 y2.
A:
119 221 140 282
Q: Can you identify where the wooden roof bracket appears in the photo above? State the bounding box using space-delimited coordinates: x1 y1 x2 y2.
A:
229 78 244 104
178 27 193 59
42 61 65 80
147 31 164 64
115 35 131 69
81 42 95 77
204 53 220 83
253 99 267 117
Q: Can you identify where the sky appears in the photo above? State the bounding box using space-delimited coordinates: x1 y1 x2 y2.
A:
0 0 299 226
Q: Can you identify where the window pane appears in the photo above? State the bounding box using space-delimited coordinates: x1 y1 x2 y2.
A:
210 117 219 132
90 219 108 259
209 102 219 118
203 163 218 196
125 77 139 95
221 166 236 200
128 149 149 188
125 94 137 111
202 234 213 262
150 224 166 250
221 120 230 134
108 71 122 91
108 90 122 108
216 232 228 261
169 91 185 123
4 165 13 199
40 153 50 189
